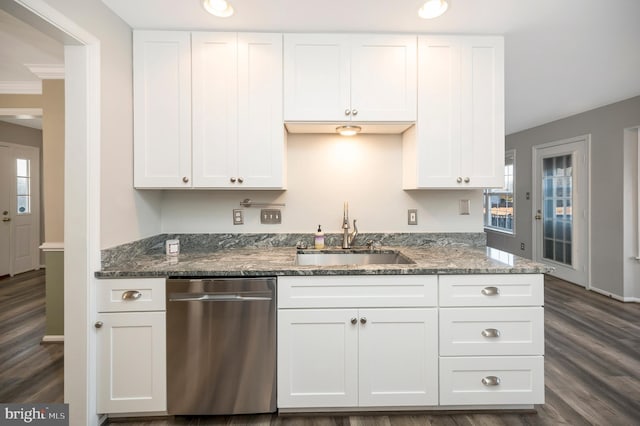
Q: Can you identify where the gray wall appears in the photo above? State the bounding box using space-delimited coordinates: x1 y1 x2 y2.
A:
487 95 640 299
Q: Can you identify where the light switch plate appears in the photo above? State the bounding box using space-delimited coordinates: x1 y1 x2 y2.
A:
233 209 244 225
408 209 418 225
459 200 470 215
261 209 281 224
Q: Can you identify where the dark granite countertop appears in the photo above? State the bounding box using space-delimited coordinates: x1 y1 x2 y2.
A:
96 233 551 278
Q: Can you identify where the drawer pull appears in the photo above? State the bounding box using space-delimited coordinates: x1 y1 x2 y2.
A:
481 376 501 386
122 290 142 301
481 286 500 296
481 328 501 338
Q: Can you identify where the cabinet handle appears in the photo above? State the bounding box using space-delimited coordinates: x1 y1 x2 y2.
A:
456 177 463 183
122 290 142 301
360 317 367 324
464 177 470 183
230 177 237 183
481 376 501 386
237 177 244 184
350 317 357 325
352 109 358 116
94 321 103 329
481 328 501 338
481 286 500 296
182 176 189 183
345 109 351 116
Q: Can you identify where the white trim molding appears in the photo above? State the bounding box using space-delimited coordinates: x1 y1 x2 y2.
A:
590 286 640 303
40 242 65 252
42 335 64 343
25 63 65 79
0 81 42 94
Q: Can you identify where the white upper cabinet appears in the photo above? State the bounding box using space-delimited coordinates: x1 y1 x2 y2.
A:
192 32 284 189
284 34 417 122
134 31 285 189
403 35 505 189
133 31 192 188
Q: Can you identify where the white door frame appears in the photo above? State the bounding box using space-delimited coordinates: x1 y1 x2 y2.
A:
532 135 591 288
0 142 40 276
6 1 101 425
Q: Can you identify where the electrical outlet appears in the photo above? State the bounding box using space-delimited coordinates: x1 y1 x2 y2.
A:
521 242 525 250
233 209 244 225
260 209 282 224
408 209 418 225
459 199 470 215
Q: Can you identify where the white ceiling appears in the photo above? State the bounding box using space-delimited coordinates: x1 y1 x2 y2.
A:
1 1 639 134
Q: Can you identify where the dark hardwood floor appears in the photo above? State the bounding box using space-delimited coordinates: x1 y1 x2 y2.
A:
0 269 63 403
2 272 638 425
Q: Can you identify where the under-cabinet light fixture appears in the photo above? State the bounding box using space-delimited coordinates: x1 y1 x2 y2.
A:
418 0 449 19
202 0 234 17
336 125 361 136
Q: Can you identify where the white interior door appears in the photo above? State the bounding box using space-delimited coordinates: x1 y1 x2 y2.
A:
533 136 590 287
0 143 40 276
0 145 10 276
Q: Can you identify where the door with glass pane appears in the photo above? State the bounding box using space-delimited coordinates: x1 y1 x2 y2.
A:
533 137 589 287
0 143 40 276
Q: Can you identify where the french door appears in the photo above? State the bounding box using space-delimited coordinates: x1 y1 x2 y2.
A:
0 143 40 276
533 136 590 287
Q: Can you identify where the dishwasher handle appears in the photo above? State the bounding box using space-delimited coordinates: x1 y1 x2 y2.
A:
169 293 272 302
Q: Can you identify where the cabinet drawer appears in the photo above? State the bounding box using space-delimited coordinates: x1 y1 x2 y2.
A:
439 274 543 307
278 275 437 308
439 307 544 356
97 278 166 312
440 356 544 406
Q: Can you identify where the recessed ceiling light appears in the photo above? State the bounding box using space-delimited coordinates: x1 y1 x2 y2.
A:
418 0 449 19
202 0 234 18
336 125 361 136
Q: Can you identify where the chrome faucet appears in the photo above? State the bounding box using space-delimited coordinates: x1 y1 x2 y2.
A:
341 202 358 249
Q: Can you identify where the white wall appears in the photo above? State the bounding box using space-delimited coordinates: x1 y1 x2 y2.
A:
161 134 485 234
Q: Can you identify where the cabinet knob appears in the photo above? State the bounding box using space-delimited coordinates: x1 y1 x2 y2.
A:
345 109 351 116
481 376 501 386
121 290 142 301
182 176 189 183
481 286 500 296
464 177 470 183
456 177 463 183
360 317 367 324
94 321 103 329
481 328 501 338
350 317 357 325
352 109 358 116
230 177 237 183
237 177 244 184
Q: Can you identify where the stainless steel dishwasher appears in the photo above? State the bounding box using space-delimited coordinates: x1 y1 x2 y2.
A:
166 277 276 415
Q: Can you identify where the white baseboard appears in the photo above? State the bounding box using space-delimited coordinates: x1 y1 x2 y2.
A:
590 287 640 303
42 335 64 343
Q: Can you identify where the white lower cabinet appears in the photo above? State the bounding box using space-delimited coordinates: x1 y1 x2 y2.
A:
96 278 166 414
277 276 439 409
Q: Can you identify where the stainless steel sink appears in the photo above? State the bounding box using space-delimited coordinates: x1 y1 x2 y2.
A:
295 250 415 266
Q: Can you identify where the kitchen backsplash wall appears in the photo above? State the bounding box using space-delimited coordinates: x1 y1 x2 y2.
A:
159 133 484 234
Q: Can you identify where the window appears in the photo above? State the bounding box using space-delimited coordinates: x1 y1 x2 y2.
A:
484 150 515 233
16 158 31 215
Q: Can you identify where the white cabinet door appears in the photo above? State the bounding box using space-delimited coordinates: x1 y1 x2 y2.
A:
404 35 504 189
358 308 438 407
191 32 238 187
284 34 416 122
96 311 166 413
237 33 285 188
133 31 192 188
350 35 416 122
192 32 284 188
278 309 358 408
283 34 350 121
